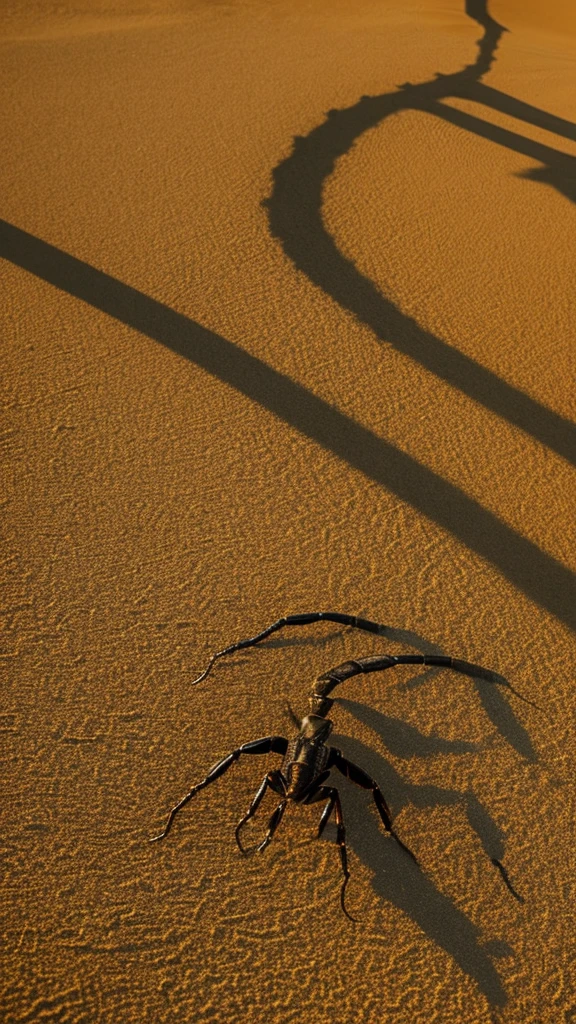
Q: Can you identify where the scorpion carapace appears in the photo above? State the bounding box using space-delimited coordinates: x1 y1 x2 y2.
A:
151 611 529 920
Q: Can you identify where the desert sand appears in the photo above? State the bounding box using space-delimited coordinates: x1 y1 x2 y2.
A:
1 0 575 1021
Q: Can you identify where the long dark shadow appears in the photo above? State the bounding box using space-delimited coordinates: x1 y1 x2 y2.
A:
469 82 576 143
429 101 576 172
265 7 576 468
2 219 574 631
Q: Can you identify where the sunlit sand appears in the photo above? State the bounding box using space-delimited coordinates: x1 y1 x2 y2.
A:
2 1 575 1021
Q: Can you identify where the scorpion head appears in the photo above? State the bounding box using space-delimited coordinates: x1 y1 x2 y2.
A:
299 714 333 742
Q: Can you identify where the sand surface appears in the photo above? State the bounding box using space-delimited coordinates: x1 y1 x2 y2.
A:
1 0 575 1021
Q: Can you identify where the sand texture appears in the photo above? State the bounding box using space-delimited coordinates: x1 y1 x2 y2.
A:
1 0 575 1021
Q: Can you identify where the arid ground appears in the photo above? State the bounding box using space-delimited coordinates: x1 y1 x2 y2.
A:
1 1 575 1021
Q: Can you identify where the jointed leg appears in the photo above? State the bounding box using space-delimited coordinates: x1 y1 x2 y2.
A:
150 735 288 842
307 785 355 922
235 770 286 853
329 748 419 866
327 755 522 901
255 799 287 854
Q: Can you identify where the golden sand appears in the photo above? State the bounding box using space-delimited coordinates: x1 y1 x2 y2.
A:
1 1 575 1021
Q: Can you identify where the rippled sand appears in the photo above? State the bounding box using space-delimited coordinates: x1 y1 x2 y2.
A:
1 1 575 1021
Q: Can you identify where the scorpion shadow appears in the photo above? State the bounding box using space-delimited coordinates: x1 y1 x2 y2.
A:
265 0 576 470
330 722 515 1006
1 5 575 639
377 623 537 761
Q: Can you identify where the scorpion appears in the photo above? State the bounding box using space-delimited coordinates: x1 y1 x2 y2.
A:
151 611 533 919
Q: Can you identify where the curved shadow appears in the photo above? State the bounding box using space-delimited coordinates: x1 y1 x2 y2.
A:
325 729 516 1005
403 675 537 761
341 678 536 761
462 0 507 77
339 698 481 757
265 5 576 467
1 218 574 631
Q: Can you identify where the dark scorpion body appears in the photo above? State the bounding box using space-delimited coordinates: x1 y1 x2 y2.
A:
151 612 531 919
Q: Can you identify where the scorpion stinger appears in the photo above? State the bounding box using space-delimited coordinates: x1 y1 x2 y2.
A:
152 611 529 918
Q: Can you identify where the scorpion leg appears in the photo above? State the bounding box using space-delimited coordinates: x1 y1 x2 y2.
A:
307 785 355 922
150 735 288 842
329 748 419 866
254 800 288 854
235 770 286 854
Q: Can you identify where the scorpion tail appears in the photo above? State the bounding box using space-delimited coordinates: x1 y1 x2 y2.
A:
308 654 538 717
